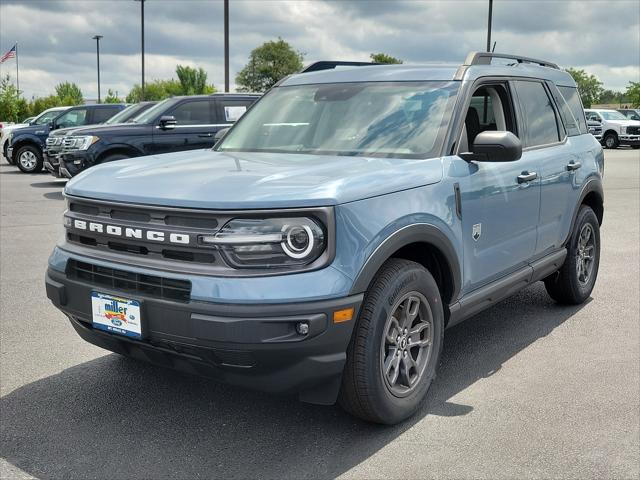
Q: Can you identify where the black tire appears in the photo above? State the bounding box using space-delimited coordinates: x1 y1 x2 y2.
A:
544 205 600 305
16 145 43 173
603 132 619 149
339 258 444 424
631 145 640 149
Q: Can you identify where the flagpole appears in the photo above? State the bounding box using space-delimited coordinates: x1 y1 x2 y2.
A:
15 42 19 95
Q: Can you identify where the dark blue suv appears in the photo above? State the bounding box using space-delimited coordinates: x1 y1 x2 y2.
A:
46 52 603 424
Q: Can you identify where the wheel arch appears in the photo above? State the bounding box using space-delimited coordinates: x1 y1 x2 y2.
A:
96 145 141 164
565 178 604 246
602 129 618 139
349 224 461 308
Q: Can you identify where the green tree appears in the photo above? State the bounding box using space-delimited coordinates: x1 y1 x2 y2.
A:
626 81 640 107
126 79 183 102
176 65 215 95
0 75 22 121
565 68 604 108
236 38 304 92
370 53 403 64
104 89 122 103
54 82 83 105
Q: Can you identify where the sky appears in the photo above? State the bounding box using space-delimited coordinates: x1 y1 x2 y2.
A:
0 0 638 100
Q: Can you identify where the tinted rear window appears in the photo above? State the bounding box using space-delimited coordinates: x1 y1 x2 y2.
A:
513 81 560 147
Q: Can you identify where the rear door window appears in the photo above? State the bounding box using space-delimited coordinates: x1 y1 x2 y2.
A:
92 106 122 124
216 99 255 123
513 81 560 148
556 86 588 134
169 99 213 125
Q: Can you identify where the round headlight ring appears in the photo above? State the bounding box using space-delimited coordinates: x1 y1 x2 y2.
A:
281 224 314 259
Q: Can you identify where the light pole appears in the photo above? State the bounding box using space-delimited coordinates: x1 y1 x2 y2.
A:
92 35 103 103
135 0 146 100
224 0 229 92
486 0 493 52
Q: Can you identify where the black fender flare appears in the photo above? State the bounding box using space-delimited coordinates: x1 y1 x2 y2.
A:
96 145 142 163
348 223 462 303
11 134 43 152
564 177 604 246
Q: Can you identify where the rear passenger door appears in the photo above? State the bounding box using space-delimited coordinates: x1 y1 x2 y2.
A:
511 80 577 257
151 98 217 155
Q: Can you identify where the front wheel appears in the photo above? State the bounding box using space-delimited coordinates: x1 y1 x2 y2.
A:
603 132 619 149
339 258 444 424
544 205 600 304
16 145 43 173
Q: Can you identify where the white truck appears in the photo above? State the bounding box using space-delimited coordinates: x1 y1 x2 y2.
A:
584 108 640 149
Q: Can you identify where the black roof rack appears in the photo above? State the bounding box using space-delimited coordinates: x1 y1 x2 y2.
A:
301 61 381 73
463 51 559 70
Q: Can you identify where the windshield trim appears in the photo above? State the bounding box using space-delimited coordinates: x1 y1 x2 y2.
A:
216 80 460 160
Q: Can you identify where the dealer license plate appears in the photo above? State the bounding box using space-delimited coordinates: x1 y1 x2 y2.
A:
91 292 142 339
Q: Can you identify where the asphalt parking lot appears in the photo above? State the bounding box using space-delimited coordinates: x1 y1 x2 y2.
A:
0 149 638 479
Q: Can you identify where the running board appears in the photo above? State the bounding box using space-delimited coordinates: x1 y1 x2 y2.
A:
447 249 567 328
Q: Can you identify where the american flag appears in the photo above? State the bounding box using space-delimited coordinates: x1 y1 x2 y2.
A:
0 45 17 64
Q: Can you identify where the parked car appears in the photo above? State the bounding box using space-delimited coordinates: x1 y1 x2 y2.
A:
1 107 70 164
57 93 259 178
618 108 640 121
584 108 640 149
45 102 157 177
46 52 603 424
7 103 126 173
587 119 603 141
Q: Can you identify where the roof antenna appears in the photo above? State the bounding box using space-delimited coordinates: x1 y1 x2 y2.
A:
492 41 497 52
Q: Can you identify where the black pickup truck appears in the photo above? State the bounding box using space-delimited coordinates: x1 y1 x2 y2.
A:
58 93 259 178
8 103 126 173
44 102 157 177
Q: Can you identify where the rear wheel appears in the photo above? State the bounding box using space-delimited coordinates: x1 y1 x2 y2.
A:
544 205 600 304
339 258 444 424
603 132 619 149
16 145 43 173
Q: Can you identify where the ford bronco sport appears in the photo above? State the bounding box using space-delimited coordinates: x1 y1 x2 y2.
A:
46 52 604 424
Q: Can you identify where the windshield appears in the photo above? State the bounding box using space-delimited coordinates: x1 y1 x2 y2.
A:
217 81 459 159
104 104 136 124
34 109 65 125
600 111 627 120
130 98 175 124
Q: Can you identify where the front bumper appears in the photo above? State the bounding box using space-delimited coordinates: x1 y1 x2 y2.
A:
6 146 14 162
619 135 640 146
43 150 62 176
60 151 92 177
46 267 362 404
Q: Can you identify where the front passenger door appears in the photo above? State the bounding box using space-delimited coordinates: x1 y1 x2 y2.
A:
152 98 216 155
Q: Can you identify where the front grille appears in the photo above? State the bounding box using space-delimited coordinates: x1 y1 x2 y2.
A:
65 198 228 265
67 259 191 302
627 126 640 135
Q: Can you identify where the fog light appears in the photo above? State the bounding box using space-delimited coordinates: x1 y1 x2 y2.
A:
296 322 309 335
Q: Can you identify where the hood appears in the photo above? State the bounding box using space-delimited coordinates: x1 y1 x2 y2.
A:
64 123 152 137
1 122 29 133
65 150 444 209
10 123 50 137
51 124 106 137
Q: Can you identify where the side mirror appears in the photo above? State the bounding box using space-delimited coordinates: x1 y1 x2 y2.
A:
460 131 522 162
158 115 177 130
48 122 55 130
214 127 230 142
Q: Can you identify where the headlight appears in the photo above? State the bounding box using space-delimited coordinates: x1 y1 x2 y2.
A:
65 135 99 150
200 217 326 268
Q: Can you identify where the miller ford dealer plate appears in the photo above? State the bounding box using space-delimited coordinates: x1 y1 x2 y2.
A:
91 292 142 339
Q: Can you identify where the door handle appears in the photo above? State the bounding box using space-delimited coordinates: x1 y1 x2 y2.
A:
566 161 582 171
517 171 538 183
198 133 213 138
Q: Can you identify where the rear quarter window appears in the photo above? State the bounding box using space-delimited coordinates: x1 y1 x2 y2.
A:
557 86 588 135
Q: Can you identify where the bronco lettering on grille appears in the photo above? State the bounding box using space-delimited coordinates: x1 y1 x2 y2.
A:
69 218 190 245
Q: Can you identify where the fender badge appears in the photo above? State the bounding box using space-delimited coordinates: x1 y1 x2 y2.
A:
472 223 482 241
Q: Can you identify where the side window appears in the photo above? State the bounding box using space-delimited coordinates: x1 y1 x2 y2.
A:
55 109 88 128
169 100 213 125
557 86 588 134
92 107 121 124
549 84 580 136
217 100 254 123
513 81 560 148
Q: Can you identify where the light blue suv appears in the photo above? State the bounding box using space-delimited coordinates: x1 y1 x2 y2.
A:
46 52 604 424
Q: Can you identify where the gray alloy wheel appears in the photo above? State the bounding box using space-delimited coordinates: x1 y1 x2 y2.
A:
576 223 596 286
380 292 434 397
604 132 619 149
15 145 43 173
19 150 37 170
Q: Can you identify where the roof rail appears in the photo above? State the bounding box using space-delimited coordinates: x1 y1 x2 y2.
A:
301 61 380 73
463 51 559 70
